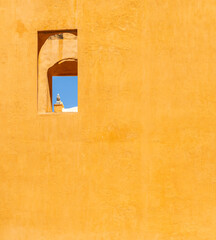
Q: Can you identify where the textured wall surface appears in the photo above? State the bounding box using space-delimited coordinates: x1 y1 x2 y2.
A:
1 0 216 239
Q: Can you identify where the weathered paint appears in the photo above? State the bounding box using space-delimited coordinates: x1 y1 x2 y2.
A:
1 0 216 239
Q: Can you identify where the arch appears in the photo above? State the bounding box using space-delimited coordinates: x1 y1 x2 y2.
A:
38 31 77 113
47 58 77 108
38 29 77 54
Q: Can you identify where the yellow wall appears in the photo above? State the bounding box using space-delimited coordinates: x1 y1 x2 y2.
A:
1 0 216 239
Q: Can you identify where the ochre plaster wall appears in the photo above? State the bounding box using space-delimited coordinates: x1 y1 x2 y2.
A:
1 0 216 239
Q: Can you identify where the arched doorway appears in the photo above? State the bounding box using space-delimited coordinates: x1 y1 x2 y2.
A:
47 59 77 111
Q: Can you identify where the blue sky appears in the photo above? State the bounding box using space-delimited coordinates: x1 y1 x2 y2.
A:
52 76 78 111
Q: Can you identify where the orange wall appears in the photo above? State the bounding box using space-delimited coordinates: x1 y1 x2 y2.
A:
1 0 216 239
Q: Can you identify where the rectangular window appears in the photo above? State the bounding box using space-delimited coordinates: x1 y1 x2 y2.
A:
37 30 77 113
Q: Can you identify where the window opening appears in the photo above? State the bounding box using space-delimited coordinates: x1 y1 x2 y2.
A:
37 30 77 113
52 76 78 112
